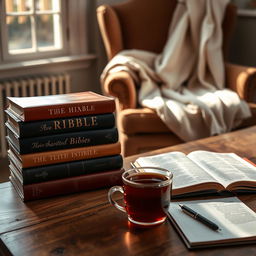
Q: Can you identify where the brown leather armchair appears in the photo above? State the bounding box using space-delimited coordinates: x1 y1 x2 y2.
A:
97 0 256 156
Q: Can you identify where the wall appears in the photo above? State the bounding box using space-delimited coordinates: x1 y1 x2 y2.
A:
229 12 256 67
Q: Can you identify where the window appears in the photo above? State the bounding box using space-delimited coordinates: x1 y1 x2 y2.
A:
0 0 68 61
0 0 94 76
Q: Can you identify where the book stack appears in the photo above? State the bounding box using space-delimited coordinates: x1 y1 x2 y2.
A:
5 91 123 201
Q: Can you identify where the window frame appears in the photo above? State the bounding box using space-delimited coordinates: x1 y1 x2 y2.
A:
0 0 69 62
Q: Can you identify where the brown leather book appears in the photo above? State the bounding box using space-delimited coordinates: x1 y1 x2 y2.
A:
10 166 123 201
6 91 115 121
8 142 121 168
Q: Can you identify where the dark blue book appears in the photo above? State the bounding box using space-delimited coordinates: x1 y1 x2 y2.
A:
7 127 118 154
5 109 115 138
9 153 123 185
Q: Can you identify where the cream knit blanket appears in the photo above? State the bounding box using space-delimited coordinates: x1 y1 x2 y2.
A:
101 0 251 141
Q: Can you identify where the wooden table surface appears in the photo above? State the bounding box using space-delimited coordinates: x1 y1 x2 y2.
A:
0 126 256 256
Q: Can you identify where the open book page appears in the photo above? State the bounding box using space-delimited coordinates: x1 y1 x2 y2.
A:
167 197 256 248
187 151 256 189
135 152 220 190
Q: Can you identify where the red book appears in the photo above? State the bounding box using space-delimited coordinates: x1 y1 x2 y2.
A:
10 167 123 201
7 91 115 122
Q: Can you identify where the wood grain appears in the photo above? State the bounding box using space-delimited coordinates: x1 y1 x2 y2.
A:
0 183 109 235
1 194 256 256
1 126 256 256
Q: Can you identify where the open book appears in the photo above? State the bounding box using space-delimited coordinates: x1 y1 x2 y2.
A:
133 151 256 197
167 197 256 249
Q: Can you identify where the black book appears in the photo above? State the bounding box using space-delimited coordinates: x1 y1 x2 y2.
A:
7 127 119 154
5 109 115 138
9 151 123 185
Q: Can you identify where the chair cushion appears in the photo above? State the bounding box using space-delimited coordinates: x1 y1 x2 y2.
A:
118 108 171 134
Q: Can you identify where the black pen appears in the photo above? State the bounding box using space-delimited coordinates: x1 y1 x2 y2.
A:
179 204 220 231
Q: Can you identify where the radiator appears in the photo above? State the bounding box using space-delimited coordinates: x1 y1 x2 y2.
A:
0 74 71 157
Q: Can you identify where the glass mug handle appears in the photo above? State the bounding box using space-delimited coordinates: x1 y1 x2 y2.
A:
108 186 126 213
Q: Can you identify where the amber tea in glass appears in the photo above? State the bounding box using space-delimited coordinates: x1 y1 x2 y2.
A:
108 167 173 226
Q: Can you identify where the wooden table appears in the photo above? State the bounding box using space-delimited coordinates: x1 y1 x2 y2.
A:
0 126 256 256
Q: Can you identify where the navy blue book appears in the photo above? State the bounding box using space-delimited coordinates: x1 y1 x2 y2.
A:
7 127 118 154
5 109 115 138
9 152 123 185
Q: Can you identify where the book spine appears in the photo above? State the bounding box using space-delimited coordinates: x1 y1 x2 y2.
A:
21 155 123 184
18 113 115 138
19 142 121 168
16 128 118 154
22 169 123 201
23 100 116 121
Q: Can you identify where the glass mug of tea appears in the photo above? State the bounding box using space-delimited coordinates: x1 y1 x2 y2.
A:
108 167 173 226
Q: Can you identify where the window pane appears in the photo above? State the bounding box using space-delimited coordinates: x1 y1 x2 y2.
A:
5 0 19 12
5 0 32 13
7 16 32 51
36 14 61 48
35 0 60 11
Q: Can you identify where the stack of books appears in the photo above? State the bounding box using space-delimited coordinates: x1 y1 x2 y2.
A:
5 91 123 201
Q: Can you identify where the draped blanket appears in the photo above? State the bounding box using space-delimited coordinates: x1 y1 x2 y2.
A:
101 0 251 141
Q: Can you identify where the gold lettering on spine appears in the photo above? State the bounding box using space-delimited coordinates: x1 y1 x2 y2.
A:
48 108 65 115
71 149 98 158
40 124 52 131
52 116 100 130
49 153 69 161
54 121 61 130
91 116 98 126
83 118 89 127
76 118 83 127
70 137 90 144
62 120 66 129
30 148 102 165
32 156 47 163
68 105 95 113
68 119 75 128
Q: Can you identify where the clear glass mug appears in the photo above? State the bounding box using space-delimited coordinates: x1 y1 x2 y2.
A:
108 167 173 226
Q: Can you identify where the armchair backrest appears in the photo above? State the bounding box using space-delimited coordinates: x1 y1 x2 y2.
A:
97 0 237 61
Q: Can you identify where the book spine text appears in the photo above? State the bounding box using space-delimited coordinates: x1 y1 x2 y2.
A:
20 154 123 184
24 100 115 121
18 142 121 168
15 128 118 154
19 113 115 137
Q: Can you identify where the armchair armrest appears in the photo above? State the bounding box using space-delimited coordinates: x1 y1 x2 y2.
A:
102 70 137 110
225 62 256 102
97 5 123 60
